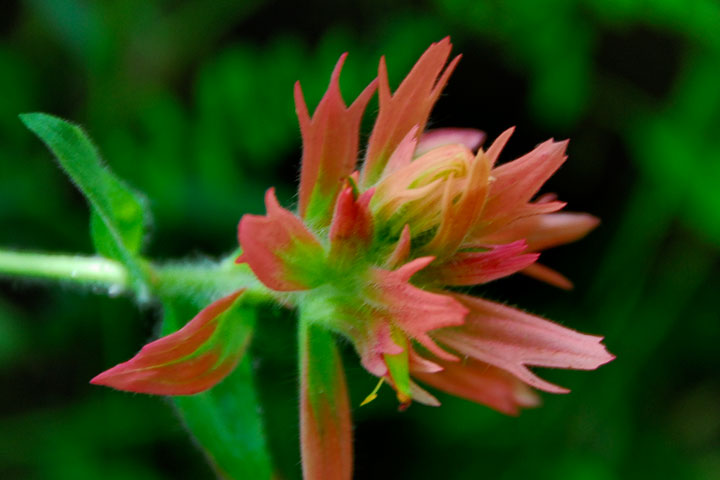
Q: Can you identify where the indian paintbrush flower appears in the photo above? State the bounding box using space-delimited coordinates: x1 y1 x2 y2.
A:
92 37 614 479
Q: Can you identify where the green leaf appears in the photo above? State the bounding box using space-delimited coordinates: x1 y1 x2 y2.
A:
19 112 151 298
161 297 273 480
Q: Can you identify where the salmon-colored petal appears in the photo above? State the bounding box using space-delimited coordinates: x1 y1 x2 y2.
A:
483 139 568 221
300 325 353 480
296 54 377 226
368 258 468 361
522 263 574 290
380 125 420 179
408 346 443 374
434 294 614 394
482 212 600 252
415 128 486 157
91 291 252 395
423 241 539 286
484 127 515 167
362 37 461 186
413 359 540 415
385 224 412 269
238 188 326 291
409 380 441 407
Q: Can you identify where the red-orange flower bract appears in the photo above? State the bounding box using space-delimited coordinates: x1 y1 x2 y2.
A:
92 38 613 480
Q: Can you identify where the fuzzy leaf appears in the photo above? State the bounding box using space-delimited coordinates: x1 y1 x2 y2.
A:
20 112 150 298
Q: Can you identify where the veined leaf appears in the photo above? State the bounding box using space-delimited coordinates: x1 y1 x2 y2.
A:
19 112 151 298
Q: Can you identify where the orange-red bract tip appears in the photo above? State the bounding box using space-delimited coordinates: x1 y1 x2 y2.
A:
362 38 460 186
239 188 324 291
329 186 375 251
296 53 378 224
90 290 246 395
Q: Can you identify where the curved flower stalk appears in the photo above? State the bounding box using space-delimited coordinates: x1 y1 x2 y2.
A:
92 37 614 479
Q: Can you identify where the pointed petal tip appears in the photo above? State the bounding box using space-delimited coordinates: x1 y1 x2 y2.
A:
521 263 575 290
395 256 435 279
89 370 110 386
263 187 278 206
329 53 349 91
516 387 542 409
596 342 616 367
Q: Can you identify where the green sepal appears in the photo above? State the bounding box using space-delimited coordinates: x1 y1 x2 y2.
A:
384 328 412 404
304 186 338 231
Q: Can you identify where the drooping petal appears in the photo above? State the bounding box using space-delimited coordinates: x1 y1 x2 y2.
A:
300 323 353 480
413 359 540 415
91 291 253 395
422 241 539 286
415 128 486 157
409 380 441 407
482 212 600 252
238 188 326 291
378 338 442 408
408 345 443 373
522 263 574 290
434 294 614 393
362 37 461 186
368 257 468 361
295 54 378 226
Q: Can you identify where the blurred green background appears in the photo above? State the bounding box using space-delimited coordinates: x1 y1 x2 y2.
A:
1 0 719 478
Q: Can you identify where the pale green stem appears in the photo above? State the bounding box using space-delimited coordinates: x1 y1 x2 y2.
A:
0 250 129 289
0 249 282 306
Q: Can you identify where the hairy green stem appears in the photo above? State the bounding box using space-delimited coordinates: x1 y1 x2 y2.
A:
152 257 280 306
0 250 129 289
0 249 280 307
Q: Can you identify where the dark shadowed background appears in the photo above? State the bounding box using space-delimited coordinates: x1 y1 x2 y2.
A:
1 0 719 479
